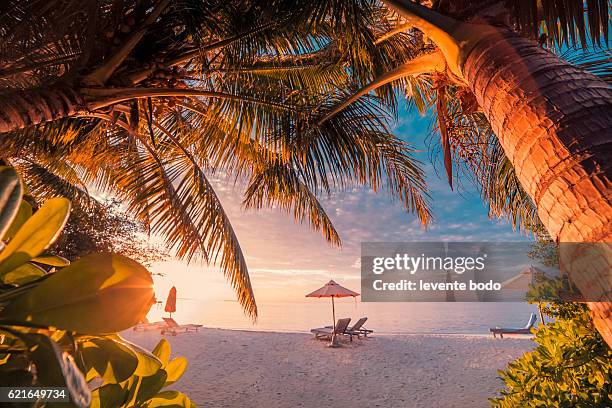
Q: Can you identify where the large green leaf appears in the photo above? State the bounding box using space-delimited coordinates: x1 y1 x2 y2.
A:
90 383 127 408
164 357 188 386
0 262 45 286
135 369 168 405
0 345 36 387
0 167 23 239
0 368 35 387
152 338 171 366
112 335 162 377
79 336 139 383
2 200 32 241
31 253 70 267
0 253 155 333
143 390 195 408
0 197 70 276
19 332 91 408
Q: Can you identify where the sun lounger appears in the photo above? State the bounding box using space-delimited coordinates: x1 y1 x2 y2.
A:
325 317 373 338
347 317 373 337
161 317 203 336
133 321 167 331
490 313 537 338
311 318 354 341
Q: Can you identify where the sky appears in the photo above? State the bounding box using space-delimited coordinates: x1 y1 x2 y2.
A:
149 104 530 306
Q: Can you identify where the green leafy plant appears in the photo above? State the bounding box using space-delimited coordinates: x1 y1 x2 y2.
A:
0 166 193 407
491 307 612 407
493 239 611 407
83 337 192 408
525 237 586 320
526 274 587 321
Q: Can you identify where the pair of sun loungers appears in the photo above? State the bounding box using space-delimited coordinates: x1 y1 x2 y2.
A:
311 317 373 341
160 317 203 336
311 313 536 341
132 317 203 336
489 313 537 338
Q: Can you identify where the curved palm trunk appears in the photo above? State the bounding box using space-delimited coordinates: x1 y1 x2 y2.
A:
463 30 612 344
0 85 297 134
0 85 84 133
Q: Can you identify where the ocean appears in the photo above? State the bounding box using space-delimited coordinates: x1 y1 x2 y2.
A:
146 297 539 334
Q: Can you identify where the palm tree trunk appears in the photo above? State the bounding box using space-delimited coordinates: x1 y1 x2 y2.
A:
463 30 612 344
0 85 84 133
0 85 296 134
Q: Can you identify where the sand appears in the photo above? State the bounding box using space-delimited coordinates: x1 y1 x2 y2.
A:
122 329 533 408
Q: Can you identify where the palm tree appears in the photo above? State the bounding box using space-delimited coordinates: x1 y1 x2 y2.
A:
0 0 432 318
3 1 609 345
323 0 611 345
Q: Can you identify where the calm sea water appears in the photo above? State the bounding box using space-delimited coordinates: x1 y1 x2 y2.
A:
147 298 539 334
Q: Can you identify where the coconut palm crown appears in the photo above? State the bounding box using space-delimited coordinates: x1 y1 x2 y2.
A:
321 0 612 345
0 0 436 318
1 1 610 345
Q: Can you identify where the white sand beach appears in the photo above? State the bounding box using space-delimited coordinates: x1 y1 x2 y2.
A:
123 328 534 408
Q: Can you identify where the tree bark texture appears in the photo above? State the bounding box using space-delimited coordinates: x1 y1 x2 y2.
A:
463 30 612 345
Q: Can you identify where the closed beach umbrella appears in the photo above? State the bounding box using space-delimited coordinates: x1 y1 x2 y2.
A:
306 280 359 347
164 286 177 316
501 266 546 323
443 243 455 302
501 265 546 290
445 271 456 302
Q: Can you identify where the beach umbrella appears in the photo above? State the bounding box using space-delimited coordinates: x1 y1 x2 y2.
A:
443 243 455 302
501 265 546 290
501 266 547 323
445 271 456 302
164 286 177 317
306 280 359 347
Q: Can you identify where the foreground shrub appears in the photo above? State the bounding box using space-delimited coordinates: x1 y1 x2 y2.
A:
0 166 193 407
491 303 611 407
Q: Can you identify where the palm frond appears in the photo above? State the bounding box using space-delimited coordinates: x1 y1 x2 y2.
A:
154 117 257 318
114 133 212 263
296 95 432 224
0 0 87 89
482 140 542 235
160 102 343 249
427 86 544 237
14 159 93 210
560 47 612 83
243 157 342 247
510 0 609 47
0 0 436 319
